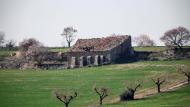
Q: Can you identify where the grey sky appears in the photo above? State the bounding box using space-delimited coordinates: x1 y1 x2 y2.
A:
0 0 190 47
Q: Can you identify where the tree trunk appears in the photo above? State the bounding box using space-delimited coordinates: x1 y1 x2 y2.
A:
68 42 71 48
65 103 69 107
178 45 183 51
157 84 161 93
99 97 103 105
131 92 135 100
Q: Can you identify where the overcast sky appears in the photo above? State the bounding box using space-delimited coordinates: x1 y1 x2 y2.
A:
0 0 190 47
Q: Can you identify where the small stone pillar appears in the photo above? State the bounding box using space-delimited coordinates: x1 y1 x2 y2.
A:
79 56 84 67
100 55 104 65
87 56 92 66
94 55 99 66
70 57 76 68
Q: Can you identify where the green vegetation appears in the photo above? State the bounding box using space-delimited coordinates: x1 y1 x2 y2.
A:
0 60 190 107
49 46 167 52
134 46 167 52
105 85 190 107
0 48 17 58
0 47 70 58
134 46 190 52
48 47 70 52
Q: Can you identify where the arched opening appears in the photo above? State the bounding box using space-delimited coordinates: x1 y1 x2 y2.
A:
75 57 80 66
103 55 106 64
87 56 93 66
83 56 87 66
97 55 101 65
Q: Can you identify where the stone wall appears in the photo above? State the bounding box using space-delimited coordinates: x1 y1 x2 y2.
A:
110 36 133 62
65 36 133 68
65 51 111 68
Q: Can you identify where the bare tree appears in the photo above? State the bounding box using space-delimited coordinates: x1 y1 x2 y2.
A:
177 66 190 84
19 38 41 52
133 35 155 46
19 38 48 65
151 73 169 93
120 81 142 101
61 27 77 47
26 45 48 65
152 77 166 93
54 90 77 107
0 32 5 47
160 26 190 50
94 87 109 105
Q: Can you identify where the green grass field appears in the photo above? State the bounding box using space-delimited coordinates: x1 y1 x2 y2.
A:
0 47 70 58
0 48 18 58
0 60 190 107
49 47 70 52
49 46 166 52
105 84 190 107
133 46 167 52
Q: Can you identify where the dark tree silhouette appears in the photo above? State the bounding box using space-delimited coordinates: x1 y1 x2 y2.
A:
120 82 141 101
54 91 77 107
177 66 190 84
152 77 165 93
5 40 16 49
94 87 109 105
61 27 77 47
160 26 190 50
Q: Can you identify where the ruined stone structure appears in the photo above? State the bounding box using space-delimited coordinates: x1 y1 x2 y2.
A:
65 35 133 68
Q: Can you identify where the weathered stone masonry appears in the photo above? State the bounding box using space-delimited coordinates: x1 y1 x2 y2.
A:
65 35 133 68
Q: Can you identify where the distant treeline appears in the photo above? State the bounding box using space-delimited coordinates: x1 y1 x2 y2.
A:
0 47 18 51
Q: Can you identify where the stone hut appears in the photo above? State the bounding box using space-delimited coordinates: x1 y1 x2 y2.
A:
66 35 133 68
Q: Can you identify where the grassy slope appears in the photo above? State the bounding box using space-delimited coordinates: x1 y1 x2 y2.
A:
0 46 167 58
105 85 190 107
134 46 167 52
0 47 70 58
50 47 166 52
0 60 190 107
49 47 70 52
0 49 17 58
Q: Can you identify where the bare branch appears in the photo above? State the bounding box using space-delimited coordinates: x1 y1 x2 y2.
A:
61 27 77 47
94 87 109 105
54 90 78 107
160 26 190 49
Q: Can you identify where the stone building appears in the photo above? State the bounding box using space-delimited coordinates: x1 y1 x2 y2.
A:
65 35 133 68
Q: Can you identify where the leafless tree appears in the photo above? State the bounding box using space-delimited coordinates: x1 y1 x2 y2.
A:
0 32 5 47
26 45 48 65
94 87 109 105
160 26 190 50
120 81 142 101
19 38 41 52
19 38 48 65
177 66 190 84
152 77 166 93
54 90 77 107
151 73 169 93
61 27 77 47
133 35 155 46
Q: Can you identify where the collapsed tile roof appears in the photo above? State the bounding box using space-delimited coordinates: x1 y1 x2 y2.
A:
70 35 130 52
